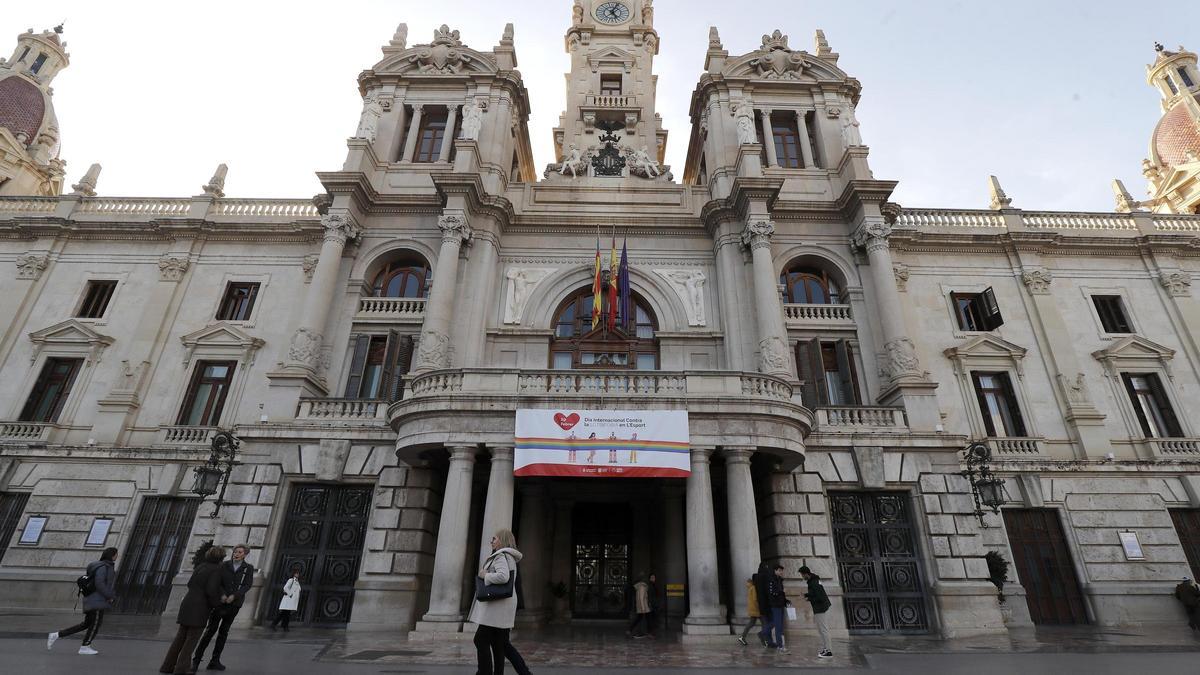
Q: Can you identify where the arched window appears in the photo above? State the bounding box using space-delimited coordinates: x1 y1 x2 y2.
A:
550 287 658 370
371 258 431 298
780 266 841 305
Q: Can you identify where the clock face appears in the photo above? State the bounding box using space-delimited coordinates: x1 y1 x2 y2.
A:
595 2 631 24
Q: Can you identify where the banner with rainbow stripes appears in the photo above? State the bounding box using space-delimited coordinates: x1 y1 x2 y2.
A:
514 409 690 478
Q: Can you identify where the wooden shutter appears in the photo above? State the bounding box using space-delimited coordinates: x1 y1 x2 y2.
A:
391 335 415 401
795 340 819 408
998 372 1027 437
834 340 860 405
343 335 371 398
981 287 1003 330
1147 373 1184 437
379 329 401 401
970 371 998 437
1121 373 1154 437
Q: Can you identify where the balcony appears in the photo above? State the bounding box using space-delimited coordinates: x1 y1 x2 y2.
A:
584 93 639 109
783 303 855 330
296 398 388 423
983 437 1044 456
0 422 54 442
1145 438 1200 458
354 297 426 324
157 425 217 446
815 406 907 431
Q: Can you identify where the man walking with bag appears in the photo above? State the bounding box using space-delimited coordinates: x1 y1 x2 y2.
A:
48 546 118 655
799 565 833 659
193 544 255 671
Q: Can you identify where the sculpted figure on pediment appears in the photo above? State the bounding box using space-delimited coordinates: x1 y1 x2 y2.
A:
749 30 806 80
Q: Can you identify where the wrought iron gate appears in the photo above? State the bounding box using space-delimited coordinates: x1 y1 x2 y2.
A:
830 491 930 633
113 496 200 614
571 502 631 619
1003 508 1089 625
0 492 31 565
1171 509 1200 581
267 484 371 626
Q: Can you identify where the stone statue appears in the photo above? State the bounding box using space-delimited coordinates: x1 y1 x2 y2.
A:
558 144 587 178
627 145 661 178
840 106 863 147
733 101 757 145
642 0 654 24
504 267 555 324
572 1 584 25
662 270 707 326
355 96 383 143
459 98 484 141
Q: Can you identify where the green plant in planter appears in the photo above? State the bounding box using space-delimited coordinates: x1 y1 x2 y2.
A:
985 550 1010 603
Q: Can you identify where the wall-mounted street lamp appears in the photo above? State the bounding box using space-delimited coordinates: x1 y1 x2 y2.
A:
961 442 1008 525
192 430 240 515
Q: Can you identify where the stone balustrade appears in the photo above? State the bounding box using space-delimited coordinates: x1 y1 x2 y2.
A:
894 209 1005 229
894 207 1200 234
355 297 427 323
1147 438 1200 457
0 422 52 441
783 303 854 327
296 398 387 422
586 93 638 108
985 436 1043 455
1154 216 1200 232
815 406 907 430
73 197 191 216
0 197 57 214
157 425 217 446
1023 212 1138 231
211 199 319 218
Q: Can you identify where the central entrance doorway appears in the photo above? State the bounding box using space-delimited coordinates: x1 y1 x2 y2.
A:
571 502 632 619
1004 508 1089 624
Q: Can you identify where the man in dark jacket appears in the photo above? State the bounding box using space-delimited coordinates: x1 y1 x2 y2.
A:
752 562 774 647
48 547 118 655
193 544 255 671
799 565 833 658
1175 576 1200 631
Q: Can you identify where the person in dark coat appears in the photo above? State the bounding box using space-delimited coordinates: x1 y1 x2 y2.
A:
1175 576 1200 631
160 545 226 675
192 543 255 671
799 565 833 658
764 564 788 651
751 561 774 647
47 547 118 655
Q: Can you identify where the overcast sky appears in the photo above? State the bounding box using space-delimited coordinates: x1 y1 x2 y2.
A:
3 1 1197 210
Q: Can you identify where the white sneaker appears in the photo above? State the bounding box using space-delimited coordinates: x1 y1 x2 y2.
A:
818 649 833 658
47 632 58 650
78 645 98 655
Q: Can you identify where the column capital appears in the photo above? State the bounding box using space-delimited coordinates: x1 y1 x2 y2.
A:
488 445 515 461
1021 267 1053 295
881 337 923 381
411 102 425 113
851 219 892 252
689 446 716 463
722 446 756 464
1160 269 1192 297
447 445 478 463
322 212 361 245
740 219 775 250
438 210 472 244
759 108 773 117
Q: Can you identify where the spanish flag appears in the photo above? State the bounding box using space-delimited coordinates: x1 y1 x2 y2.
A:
607 231 619 331
591 236 602 329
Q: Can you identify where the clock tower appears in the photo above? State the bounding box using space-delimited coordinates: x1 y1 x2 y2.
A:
553 0 668 169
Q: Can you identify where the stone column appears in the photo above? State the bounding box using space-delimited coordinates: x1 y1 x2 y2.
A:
852 220 922 386
284 212 361 373
478 446 515 567
759 109 777 167
683 447 729 636
714 231 750 371
795 110 816 169
438 104 460 163
417 446 477 629
515 482 548 624
413 211 471 371
742 220 792 377
401 104 424 162
723 446 761 623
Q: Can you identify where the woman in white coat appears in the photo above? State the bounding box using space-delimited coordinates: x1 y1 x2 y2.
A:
271 566 302 631
469 529 523 675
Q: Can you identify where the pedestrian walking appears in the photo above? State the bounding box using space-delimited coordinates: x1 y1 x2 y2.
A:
736 577 766 646
1175 576 1200 631
799 565 833 658
752 561 774 648
193 544 255 671
769 564 789 653
160 544 226 675
270 566 303 631
47 546 118 655
626 573 653 637
469 529 523 675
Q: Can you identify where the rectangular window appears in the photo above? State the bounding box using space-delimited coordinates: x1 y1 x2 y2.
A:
414 111 448 163
796 339 861 406
971 371 1027 437
215 282 260 321
1092 295 1132 333
30 52 47 74
18 357 83 423
771 113 802 168
600 74 622 96
343 331 414 400
17 47 30 62
0 492 31 565
1166 76 1180 95
951 288 1003 331
1122 373 1183 438
1180 67 1195 89
177 360 236 426
76 280 118 319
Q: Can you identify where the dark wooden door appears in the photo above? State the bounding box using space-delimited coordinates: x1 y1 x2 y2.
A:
267 484 371 626
1170 509 1200 580
1003 508 1089 624
113 497 200 614
830 492 931 633
0 492 31 564
571 502 631 619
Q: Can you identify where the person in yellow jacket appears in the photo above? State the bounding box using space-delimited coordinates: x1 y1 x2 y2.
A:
736 577 767 646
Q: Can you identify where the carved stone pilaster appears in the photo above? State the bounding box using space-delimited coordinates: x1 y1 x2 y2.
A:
740 219 775 250
1160 270 1192 297
158 255 190 282
893 263 910 292
881 337 922 380
438 211 472 245
1021 267 1053 295
287 327 323 369
15 253 49 280
757 335 788 374
322 213 362 245
851 220 892 252
301 254 320 283
414 330 452 371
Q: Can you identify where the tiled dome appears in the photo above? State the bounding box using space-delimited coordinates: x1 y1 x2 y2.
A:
1153 101 1200 169
0 74 46 146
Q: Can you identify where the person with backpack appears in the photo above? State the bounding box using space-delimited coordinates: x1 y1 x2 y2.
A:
799 565 833 659
270 566 302 631
47 546 118 655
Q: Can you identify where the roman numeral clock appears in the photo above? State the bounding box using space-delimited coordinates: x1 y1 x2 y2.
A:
595 1 632 25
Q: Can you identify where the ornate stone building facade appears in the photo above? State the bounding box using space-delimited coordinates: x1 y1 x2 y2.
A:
2 3 1200 638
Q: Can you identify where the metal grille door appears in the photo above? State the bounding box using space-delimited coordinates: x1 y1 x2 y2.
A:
0 492 31 564
1003 508 1089 625
267 484 371 626
571 502 631 619
1170 509 1200 581
830 492 930 633
113 497 200 614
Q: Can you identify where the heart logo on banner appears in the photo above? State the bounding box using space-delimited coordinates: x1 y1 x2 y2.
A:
553 412 581 431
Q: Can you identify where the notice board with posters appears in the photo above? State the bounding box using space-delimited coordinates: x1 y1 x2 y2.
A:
514 409 689 478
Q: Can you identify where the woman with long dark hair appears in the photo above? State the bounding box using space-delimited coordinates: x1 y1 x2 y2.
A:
47 546 118 655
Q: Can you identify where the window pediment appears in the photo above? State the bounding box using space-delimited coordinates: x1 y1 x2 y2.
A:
28 319 114 365
587 46 635 73
943 334 1027 377
1092 335 1176 378
180 322 265 368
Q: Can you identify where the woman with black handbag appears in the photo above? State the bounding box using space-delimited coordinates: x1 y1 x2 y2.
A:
469 528 523 675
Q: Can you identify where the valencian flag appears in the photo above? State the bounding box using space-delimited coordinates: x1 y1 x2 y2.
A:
590 235 602 329
607 230 619 331
618 236 630 332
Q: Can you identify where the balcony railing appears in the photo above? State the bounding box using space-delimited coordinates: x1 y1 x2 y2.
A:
984 437 1044 456
296 398 388 422
354 297 426 323
73 197 192 216
815 406 907 430
157 425 217 446
0 422 53 441
585 93 638 108
1147 438 1200 457
784 303 854 328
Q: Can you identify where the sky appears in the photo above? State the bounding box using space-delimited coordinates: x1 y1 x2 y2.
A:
3 1 1198 211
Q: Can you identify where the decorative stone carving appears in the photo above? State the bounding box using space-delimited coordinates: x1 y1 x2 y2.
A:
572 0 583 25
459 98 485 141
301 254 320 283
732 99 757 145
555 144 587 178
15 253 49 280
882 337 922 380
656 269 707 327
503 267 555 324
202 163 227 198
814 29 832 56
642 0 653 24
750 30 806 80
1057 372 1091 406
988 175 1012 210
71 162 101 197
851 220 892 251
1021 268 1053 295
708 26 722 50
740 219 775 250
625 145 662 179
116 359 150 393
321 212 361 245
826 106 842 119
1160 270 1192 297
758 335 789 373
287 327 323 368
412 25 467 74
415 330 452 370
354 95 383 143
1112 179 1140 213
390 23 408 49
893 263 910 291
590 125 626 177
438 212 471 244
840 106 863 147
158 255 190 282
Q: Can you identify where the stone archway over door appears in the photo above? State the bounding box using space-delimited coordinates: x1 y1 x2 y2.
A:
1003 509 1089 625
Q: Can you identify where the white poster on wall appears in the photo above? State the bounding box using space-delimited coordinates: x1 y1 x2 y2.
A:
514 409 690 478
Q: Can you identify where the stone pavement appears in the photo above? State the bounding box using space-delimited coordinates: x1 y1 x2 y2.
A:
2 610 1198 674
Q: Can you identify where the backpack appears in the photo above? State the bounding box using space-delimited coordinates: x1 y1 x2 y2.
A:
76 569 96 596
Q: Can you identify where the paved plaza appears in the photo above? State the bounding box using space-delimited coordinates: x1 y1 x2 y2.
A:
4 610 1199 674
